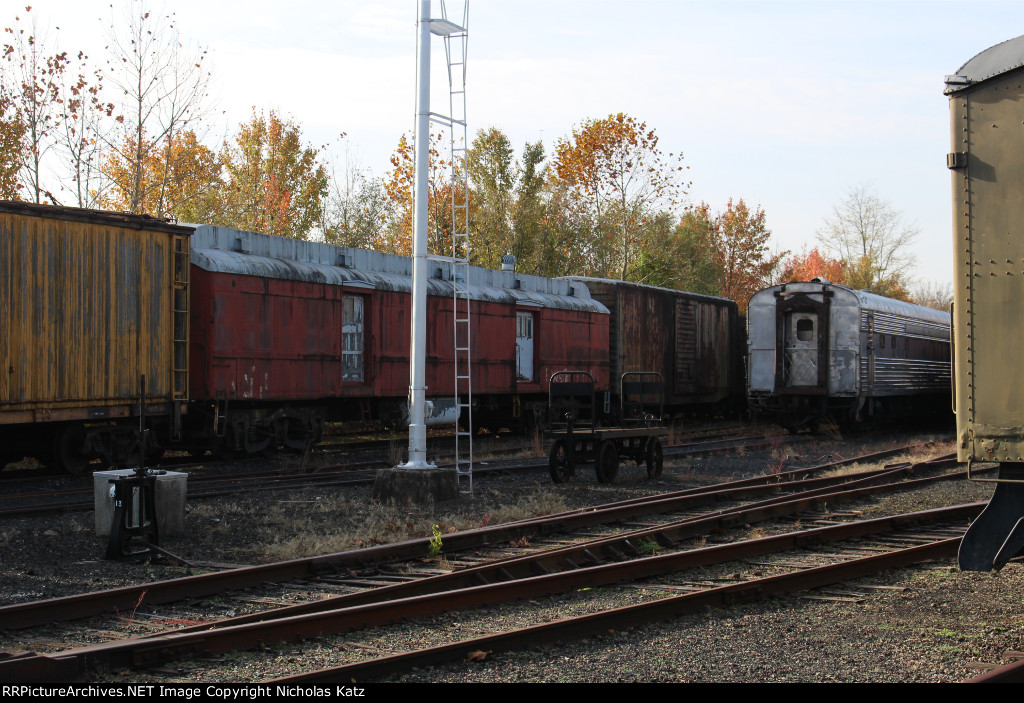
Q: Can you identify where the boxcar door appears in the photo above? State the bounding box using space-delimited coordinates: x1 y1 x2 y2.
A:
516 310 534 382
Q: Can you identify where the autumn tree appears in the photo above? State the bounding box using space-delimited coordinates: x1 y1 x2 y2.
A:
56 62 115 208
641 200 782 310
552 113 688 280
778 246 846 284
0 87 24 198
2 6 73 202
713 199 783 308
218 110 328 239
102 127 221 222
103 0 212 214
817 183 918 296
381 130 455 256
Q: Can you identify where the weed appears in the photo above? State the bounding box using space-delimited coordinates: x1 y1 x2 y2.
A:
767 457 786 475
387 440 406 466
428 524 443 557
114 589 148 629
634 539 661 555
935 628 957 637
531 425 545 458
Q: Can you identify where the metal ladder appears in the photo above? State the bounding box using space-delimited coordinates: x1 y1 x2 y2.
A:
171 234 190 439
428 1 472 493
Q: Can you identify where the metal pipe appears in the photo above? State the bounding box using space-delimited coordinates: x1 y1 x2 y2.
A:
405 0 432 468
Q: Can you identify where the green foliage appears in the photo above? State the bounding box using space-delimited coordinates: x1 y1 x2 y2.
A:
428 524 443 558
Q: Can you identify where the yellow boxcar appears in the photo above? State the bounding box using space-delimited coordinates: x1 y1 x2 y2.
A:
0 202 191 473
946 35 1024 570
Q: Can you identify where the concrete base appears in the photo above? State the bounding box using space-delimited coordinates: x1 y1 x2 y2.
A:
373 467 459 505
94 469 188 537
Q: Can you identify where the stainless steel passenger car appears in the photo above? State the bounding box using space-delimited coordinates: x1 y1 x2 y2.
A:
945 35 1024 570
747 280 950 430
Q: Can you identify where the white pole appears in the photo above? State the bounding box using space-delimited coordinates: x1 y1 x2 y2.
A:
406 0 432 468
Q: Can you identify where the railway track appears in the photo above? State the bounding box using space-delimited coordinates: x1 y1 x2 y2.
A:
0 431 809 520
0 447 989 681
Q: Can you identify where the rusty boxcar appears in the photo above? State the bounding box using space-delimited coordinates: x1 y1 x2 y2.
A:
0 201 191 473
944 35 1024 570
564 278 743 416
185 225 609 452
747 279 950 430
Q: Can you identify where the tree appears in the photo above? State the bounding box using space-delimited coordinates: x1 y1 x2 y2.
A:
816 184 918 295
103 0 212 214
0 86 25 198
381 130 456 256
640 200 782 310
909 280 952 311
321 143 389 250
2 6 72 202
715 199 783 309
218 110 328 239
466 128 553 272
778 245 846 284
552 113 689 280
466 127 516 269
56 58 115 208
101 127 221 222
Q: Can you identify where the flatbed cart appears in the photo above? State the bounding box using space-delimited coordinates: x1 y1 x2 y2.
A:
547 371 668 483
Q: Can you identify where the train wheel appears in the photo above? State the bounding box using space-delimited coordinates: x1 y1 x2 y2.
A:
53 424 90 476
595 440 619 484
549 439 573 483
645 438 664 479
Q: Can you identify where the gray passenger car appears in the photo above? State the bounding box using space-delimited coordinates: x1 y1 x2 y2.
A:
747 280 950 430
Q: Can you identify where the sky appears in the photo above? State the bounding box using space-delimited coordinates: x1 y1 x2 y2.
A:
13 0 1024 288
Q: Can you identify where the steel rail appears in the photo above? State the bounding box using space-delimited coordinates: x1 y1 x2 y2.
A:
0 450 976 631
968 658 1024 682
0 504 980 681
132 457 977 637
269 536 964 683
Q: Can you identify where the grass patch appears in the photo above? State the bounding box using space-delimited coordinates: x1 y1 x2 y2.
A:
253 489 569 563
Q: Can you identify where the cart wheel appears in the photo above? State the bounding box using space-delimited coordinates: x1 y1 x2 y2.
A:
596 440 619 484
646 438 664 479
549 439 573 483
53 423 90 476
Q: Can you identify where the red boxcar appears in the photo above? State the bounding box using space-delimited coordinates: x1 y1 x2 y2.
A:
186 226 609 452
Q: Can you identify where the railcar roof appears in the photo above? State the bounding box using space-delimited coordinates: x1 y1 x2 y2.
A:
0 201 194 235
945 33 1024 94
189 225 608 314
562 276 738 307
753 281 950 325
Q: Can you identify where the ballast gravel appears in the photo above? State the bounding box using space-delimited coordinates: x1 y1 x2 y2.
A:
2 429 1022 683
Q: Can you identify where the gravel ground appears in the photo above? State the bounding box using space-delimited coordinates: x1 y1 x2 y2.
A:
3 428 1023 683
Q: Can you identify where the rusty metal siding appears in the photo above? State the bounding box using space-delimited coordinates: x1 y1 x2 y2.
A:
0 204 188 423
571 278 737 405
